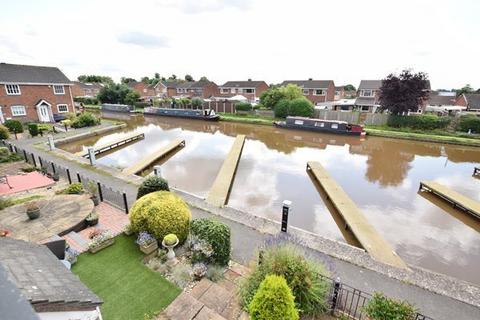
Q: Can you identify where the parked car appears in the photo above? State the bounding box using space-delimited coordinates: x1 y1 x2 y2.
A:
53 113 67 122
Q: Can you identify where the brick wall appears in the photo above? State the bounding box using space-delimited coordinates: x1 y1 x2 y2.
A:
0 84 73 122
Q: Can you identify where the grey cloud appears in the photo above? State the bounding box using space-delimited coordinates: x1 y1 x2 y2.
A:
117 31 168 48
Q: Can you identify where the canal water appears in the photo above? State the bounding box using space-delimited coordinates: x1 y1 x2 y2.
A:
61 111 480 285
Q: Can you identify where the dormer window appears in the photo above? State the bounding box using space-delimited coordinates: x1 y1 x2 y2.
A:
53 85 65 95
361 89 373 97
5 84 21 95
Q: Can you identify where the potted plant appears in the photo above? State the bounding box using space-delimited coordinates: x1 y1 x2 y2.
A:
123 223 133 236
364 292 417 320
25 202 40 220
136 231 158 255
85 212 99 226
192 262 208 280
162 233 179 260
86 181 99 206
88 229 114 253
65 246 80 265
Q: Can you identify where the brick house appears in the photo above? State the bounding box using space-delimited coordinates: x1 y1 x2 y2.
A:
0 63 74 123
456 93 480 112
127 81 157 100
71 81 103 98
280 80 335 105
173 81 219 99
354 80 382 112
218 80 269 102
334 86 345 100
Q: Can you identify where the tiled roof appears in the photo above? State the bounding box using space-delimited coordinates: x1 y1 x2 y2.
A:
0 237 102 312
428 91 457 106
358 80 382 90
281 80 334 89
0 63 71 84
73 81 103 89
220 80 267 88
176 81 216 89
464 93 480 109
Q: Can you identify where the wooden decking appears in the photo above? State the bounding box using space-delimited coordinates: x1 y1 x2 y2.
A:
122 138 185 175
419 181 480 219
307 161 407 269
75 132 144 158
206 135 246 207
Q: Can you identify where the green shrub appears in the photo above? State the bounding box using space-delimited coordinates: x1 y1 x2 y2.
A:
249 275 299 320
134 101 150 109
74 97 99 105
387 115 450 130
136 176 169 199
457 115 480 133
0 147 9 158
0 147 22 163
0 197 13 210
38 124 53 133
28 123 39 137
61 119 73 127
129 191 191 243
364 292 417 320
206 265 225 282
192 97 203 108
239 245 330 316
4 120 23 133
190 218 231 266
235 102 253 111
71 112 100 128
274 97 314 118
65 183 84 194
0 125 9 139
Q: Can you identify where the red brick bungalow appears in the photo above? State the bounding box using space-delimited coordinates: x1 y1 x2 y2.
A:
218 80 269 102
456 93 480 112
280 79 336 105
0 63 74 123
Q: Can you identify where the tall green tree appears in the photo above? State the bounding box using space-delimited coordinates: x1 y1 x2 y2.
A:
97 84 133 104
455 84 474 96
344 84 356 91
184 74 194 82
260 84 303 110
121 77 136 84
77 75 113 84
125 91 141 106
199 76 209 81
379 70 430 114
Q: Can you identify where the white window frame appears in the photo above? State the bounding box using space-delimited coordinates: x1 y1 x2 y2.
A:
360 89 373 97
5 84 21 95
243 88 255 94
221 88 230 94
331 123 339 129
57 104 69 113
53 85 65 95
11 105 26 116
294 120 304 125
313 89 325 96
315 122 325 127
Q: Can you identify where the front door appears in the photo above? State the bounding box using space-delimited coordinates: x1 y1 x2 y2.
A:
38 104 50 122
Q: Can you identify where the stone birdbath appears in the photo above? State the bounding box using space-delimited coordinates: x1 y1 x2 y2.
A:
162 234 179 260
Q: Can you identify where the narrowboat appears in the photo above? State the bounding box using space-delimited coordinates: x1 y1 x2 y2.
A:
273 116 365 136
144 107 220 121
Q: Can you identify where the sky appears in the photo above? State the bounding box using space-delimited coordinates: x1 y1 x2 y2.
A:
1 0 479 89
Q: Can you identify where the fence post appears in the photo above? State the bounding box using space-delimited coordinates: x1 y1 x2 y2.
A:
31 153 37 167
281 200 291 232
97 182 103 202
66 168 72 184
51 163 56 174
23 150 27 162
39 157 43 167
76 172 81 183
330 279 341 315
123 193 129 214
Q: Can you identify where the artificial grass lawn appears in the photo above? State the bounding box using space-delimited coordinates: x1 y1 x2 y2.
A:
72 235 181 320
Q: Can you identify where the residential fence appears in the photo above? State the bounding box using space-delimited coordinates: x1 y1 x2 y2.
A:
313 110 390 126
3 141 131 214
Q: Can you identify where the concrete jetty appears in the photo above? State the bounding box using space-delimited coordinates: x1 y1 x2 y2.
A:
307 161 407 268
420 181 480 219
206 135 246 207
122 138 185 175
75 132 144 158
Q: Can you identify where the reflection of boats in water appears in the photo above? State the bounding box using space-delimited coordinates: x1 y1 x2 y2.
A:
144 107 220 121
274 116 365 136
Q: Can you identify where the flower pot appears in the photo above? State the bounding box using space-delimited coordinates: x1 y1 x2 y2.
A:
140 240 158 255
89 238 115 253
162 239 179 260
26 208 40 220
91 195 100 206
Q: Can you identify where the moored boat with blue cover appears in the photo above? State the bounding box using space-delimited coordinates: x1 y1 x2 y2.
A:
274 116 365 136
144 107 220 121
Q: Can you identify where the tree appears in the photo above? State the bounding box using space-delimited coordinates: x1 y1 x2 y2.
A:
141 76 150 84
97 84 133 104
455 84 474 96
77 75 113 84
260 84 303 110
154 72 160 79
168 74 177 80
184 74 194 82
199 76 209 81
121 77 136 84
125 91 141 106
344 84 356 91
379 70 430 115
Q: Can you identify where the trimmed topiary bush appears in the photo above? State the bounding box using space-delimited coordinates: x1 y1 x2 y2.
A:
364 292 417 320
239 244 330 317
64 183 84 194
235 102 253 111
4 120 23 133
129 191 191 243
71 112 100 128
28 123 39 137
249 275 299 320
0 125 9 140
191 218 231 266
274 97 314 118
136 175 170 199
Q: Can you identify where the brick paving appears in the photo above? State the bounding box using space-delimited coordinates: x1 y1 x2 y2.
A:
0 171 55 195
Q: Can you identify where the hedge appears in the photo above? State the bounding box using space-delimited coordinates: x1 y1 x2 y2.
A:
457 115 480 133
71 112 100 128
387 115 450 130
235 102 253 111
4 120 23 133
191 218 231 265
136 176 169 199
0 125 9 140
274 97 314 118
74 97 99 105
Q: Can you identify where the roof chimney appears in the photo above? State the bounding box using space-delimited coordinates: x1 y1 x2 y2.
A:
248 78 252 81
308 78 313 81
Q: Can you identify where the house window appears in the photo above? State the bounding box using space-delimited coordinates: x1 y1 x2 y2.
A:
177 88 184 93
57 104 68 113
221 88 230 94
294 120 304 125
331 123 339 129
361 90 373 97
361 106 370 111
5 84 21 95
315 122 325 127
314 89 325 96
303 89 309 95
11 105 26 116
53 85 65 95
244 88 254 94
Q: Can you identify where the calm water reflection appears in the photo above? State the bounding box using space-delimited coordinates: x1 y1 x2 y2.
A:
61 112 480 284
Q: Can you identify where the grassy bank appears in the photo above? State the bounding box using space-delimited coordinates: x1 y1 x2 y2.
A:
73 235 180 320
219 112 279 126
365 126 480 146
